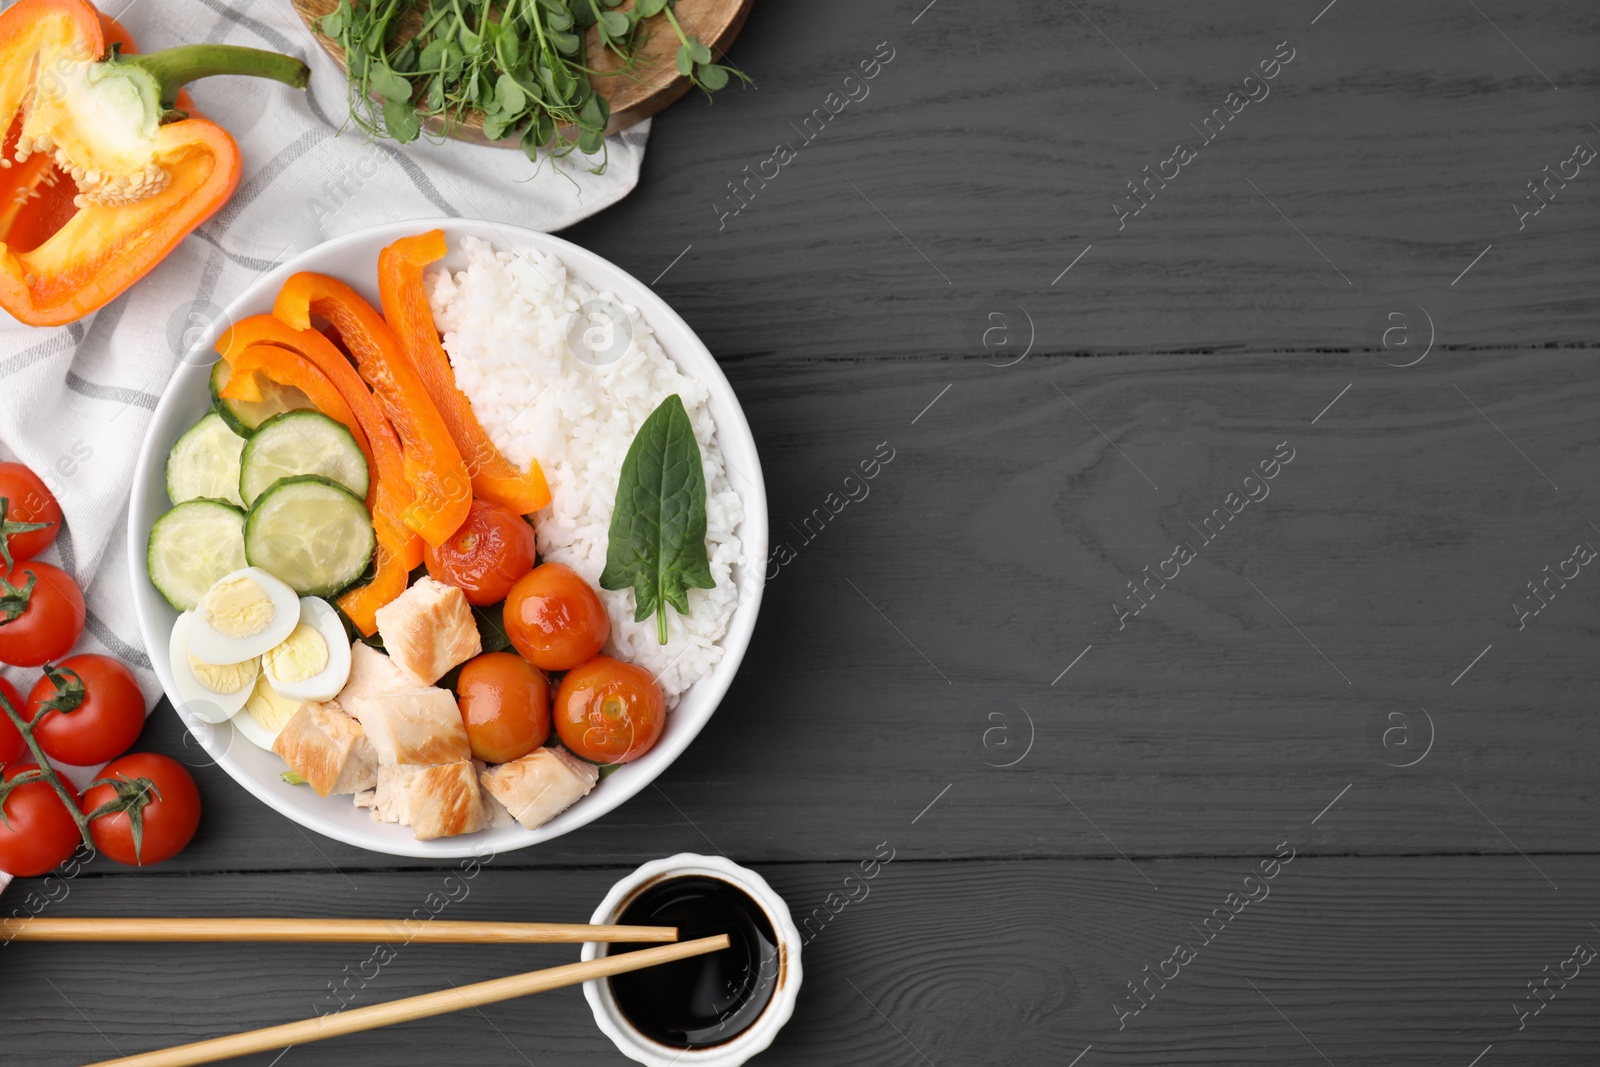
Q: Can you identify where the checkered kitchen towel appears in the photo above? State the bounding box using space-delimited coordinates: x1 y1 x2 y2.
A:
0 0 649 756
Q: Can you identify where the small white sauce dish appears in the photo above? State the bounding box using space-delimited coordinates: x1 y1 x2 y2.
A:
583 854 802 1066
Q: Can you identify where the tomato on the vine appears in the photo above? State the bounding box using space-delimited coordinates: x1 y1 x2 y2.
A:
25 655 146 766
455 652 550 764
0 462 61 566
424 499 537 606
504 562 609 671
552 655 665 764
0 677 24 767
0 762 82 876
0 561 84 668
84 753 201 867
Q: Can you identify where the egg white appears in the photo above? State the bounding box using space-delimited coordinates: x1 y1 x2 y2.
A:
168 613 258 724
187 566 300 664
263 597 353 702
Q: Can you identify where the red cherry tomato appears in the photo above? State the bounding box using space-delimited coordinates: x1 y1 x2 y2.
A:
0 561 84 668
504 563 609 671
423 500 537 606
83 753 201 867
0 462 61 564
455 652 550 763
25 655 146 766
0 762 82 876
0 677 25 767
553 655 665 764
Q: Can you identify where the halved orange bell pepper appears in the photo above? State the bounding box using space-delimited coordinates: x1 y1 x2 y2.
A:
0 0 308 326
273 273 472 548
215 314 420 633
378 230 552 515
221 344 374 473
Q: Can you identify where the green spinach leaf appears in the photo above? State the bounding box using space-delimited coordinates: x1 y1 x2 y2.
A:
600 394 715 643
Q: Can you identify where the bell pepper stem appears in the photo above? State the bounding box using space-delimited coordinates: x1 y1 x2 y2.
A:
120 44 311 110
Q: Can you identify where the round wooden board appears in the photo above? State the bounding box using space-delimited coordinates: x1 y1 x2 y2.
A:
290 0 754 146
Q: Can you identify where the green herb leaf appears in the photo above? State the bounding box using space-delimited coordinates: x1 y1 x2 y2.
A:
472 600 513 653
636 0 669 17
369 64 413 103
550 31 580 56
383 99 422 142
481 108 512 141
674 44 694 77
599 394 715 645
495 72 526 114
688 38 712 65
697 62 729 91
317 1 347 39
599 11 629 37
418 38 448 73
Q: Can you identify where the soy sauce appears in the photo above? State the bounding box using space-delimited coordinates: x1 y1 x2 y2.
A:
608 876 779 1048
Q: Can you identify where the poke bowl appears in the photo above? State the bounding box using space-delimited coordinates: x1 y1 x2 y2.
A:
127 218 767 858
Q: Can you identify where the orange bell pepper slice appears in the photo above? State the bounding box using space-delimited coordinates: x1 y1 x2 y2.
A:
377 231 552 515
215 315 420 633
0 0 308 327
221 344 373 471
272 273 472 548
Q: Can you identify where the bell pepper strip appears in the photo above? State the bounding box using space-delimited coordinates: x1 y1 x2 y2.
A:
273 272 472 548
377 230 553 515
0 0 309 326
221 343 374 473
214 315 421 632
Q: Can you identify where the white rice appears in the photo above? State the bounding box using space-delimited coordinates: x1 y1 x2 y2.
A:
426 236 744 705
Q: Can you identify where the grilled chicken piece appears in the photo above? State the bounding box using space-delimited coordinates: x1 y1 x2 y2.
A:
359 764 418 825
409 761 492 840
272 700 377 797
338 642 425 722
351 687 471 766
374 577 481 684
479 747 599 831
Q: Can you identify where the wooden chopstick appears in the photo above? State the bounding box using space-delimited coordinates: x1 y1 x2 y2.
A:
79 934 730 1067
5 917 676 944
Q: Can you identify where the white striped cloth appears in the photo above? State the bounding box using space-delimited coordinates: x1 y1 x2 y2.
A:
0 0 649 773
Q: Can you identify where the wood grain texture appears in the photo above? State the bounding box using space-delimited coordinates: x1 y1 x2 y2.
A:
3 861 1596 1065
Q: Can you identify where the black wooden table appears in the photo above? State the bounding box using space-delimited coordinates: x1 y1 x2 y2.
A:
8 1 1599 1064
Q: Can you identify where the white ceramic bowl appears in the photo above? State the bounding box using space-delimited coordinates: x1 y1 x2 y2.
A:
582 854 802 1066
127 219 767 858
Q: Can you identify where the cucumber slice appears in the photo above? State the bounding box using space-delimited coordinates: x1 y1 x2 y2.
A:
147 499 248 611
244 475 375 597
210 358 316 437
239 410 370 507
166 411 246 508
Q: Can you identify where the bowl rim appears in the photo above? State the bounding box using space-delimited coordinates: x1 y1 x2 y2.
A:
127 218 767 858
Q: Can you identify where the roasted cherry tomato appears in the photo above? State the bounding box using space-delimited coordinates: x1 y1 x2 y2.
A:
553 655 665 764
0 561 84 668
84 753 201 867
455 652 550 763
0 677 25 767
423 499 537 606
25 655 146 766
504 562 609 671
0 762 82 876
0 462 61 565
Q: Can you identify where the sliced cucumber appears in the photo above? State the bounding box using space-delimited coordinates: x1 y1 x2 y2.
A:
244 475 375 597
239 410 370 507
147 499 247 611
210 358 316 437
166 411 246 508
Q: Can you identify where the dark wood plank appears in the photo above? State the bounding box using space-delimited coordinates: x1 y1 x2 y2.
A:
4 859 1597 1065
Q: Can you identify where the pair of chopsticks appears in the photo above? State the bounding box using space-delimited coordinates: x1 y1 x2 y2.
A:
5 917 724 1067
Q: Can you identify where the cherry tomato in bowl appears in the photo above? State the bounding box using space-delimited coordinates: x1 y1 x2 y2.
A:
504 562 609 671
0 677 25 767
424 499 537 606
0 462 61 564
0 560 84 667
0 762 82 876
84 753 201 866
456 652 550 764
553 655 665 764
25 654 146 766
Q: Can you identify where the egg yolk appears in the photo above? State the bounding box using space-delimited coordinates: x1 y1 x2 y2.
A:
187 651 256 695
244 675 302 730
265 623 330 684
198 576 276 638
